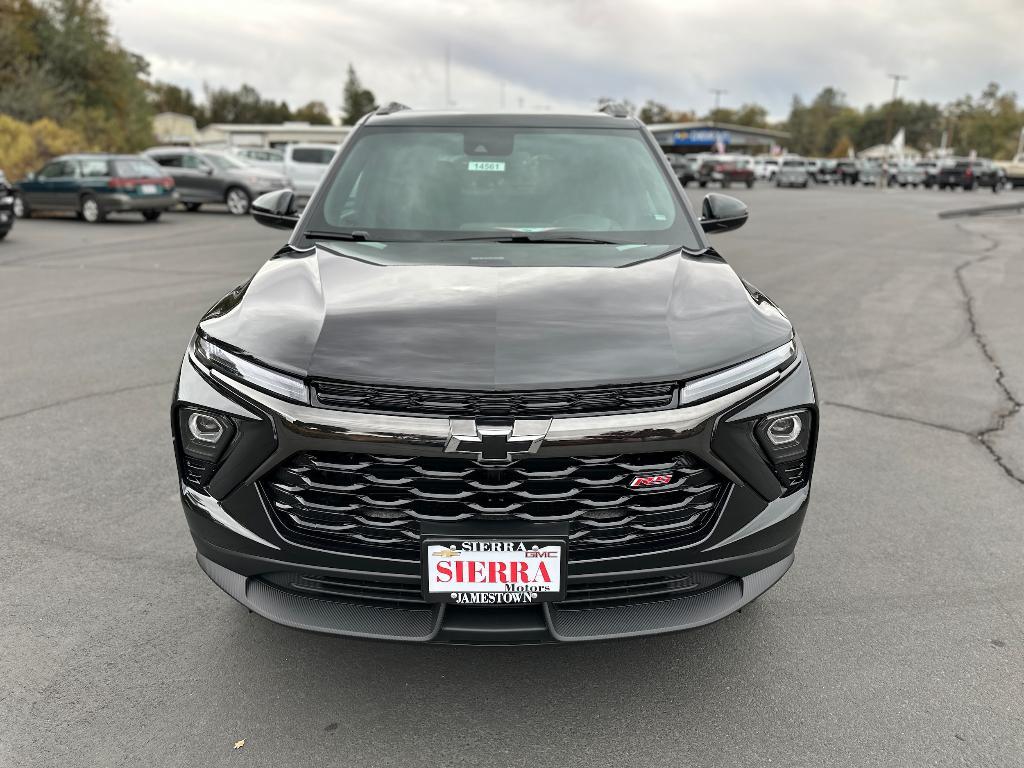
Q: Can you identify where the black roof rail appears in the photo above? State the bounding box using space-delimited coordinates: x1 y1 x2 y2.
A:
598 102 631 118
375 102 411 116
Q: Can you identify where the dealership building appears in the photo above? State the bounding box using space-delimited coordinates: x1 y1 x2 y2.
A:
646 121 790 156
151 112 351 148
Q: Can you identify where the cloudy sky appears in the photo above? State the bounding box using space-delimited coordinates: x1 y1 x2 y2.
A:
106 0 1022 121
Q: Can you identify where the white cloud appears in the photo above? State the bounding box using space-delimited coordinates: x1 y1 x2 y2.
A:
105 0 1024 120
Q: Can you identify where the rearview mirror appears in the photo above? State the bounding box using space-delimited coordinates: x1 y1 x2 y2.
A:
252 188 298 230
700 193 748 234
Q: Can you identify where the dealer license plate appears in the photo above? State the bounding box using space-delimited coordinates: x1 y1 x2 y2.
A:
423 539 566 605
140 184 159 195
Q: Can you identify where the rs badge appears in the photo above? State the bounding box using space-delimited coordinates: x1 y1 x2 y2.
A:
629 474 673 488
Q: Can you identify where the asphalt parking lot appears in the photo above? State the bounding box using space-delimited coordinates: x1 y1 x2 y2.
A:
1 185 1022 767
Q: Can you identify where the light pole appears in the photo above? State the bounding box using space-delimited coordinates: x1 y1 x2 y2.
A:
710 88 727 117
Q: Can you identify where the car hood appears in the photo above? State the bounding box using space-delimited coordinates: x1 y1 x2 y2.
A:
199 242 793 389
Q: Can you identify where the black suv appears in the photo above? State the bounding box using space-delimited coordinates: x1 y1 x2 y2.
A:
172 107 817 644
936 159 1003 192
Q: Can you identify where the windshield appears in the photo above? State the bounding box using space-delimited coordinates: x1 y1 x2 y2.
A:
302 126 700 249
782 160 805 168
201 152 246 171
114 159 163 177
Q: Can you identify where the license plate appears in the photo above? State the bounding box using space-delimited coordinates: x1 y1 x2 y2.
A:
423 539 566 605
140 184 159 195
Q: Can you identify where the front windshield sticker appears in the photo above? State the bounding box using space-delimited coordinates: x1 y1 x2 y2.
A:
467 161 506 172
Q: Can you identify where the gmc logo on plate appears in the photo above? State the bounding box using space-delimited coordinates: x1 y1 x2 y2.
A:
629 474 673 488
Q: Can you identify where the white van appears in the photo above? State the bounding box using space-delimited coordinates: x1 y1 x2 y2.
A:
283 143 339 200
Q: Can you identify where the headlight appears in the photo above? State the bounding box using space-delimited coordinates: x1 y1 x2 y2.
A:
178 407 235 461
192 335 308 404
0 195 13 205
680 341 796 405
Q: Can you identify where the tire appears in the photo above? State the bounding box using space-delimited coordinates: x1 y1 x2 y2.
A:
801 181 808 188
991 182 1000 194
142 210 162 221
184 202 202 212
746 179 754 188
225 187 251 215
963 181 975 191
13 195 29 219
0 230 7 240
80 194 106 223
698 180 707 188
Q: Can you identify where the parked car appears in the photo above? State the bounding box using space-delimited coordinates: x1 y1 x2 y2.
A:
835 159 859 185
283 143 338 200
858 161 884 186
775 157 809 188
812 159 838 184
892 162 926 187
12 154 176 223
753 156 779 181
935 159 1003 192
145 147 290 214
229 146 287 177
665 153 698 186
0 170 14 239
175 107 818 644
697 154 755 188
994 153 1024 188
916 160 941 188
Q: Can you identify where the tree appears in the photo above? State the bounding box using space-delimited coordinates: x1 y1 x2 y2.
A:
203 83 292 125
0 0 154 150
148 81 200 118
293 100 333 125
341 65 377 125
705 103 769 128
946 83 1022 159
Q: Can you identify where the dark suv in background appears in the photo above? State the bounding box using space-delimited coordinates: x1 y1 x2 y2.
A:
13 154 176 223
145 147 291 214
936 158 1003 192
173 106 817 644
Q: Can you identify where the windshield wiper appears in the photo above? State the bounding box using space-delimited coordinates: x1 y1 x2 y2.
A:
443 234 626 245
303 229 371 242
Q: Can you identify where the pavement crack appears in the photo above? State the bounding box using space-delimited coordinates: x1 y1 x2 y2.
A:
0 380 174 423
953 224 1024 486
824 401 970 436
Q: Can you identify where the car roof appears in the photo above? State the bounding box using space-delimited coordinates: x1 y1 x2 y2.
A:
363 110 641 129
57 153 145 160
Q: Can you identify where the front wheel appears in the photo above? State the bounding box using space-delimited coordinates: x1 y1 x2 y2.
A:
225 187 251 215
12 195 29 219
80 194 106 223
991 182 1000 194
745 179 754 188
142 210 162 221
0 230 7 240
698 180 707 188
183 202 202 212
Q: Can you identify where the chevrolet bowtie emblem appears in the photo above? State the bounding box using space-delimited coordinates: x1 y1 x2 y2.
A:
445 419 551 463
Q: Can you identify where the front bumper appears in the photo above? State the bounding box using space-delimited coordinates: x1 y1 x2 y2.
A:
174 340 817 643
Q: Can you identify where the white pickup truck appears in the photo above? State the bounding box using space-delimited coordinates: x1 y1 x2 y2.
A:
994 154 1024 188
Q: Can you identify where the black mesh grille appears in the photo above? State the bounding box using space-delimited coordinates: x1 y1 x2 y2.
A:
262 451 728 559
182 456 214 488
311 380 677 418
261 569 731 611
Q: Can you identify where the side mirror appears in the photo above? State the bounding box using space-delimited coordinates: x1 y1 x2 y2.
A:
252 188 298 230
700 193 748 234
